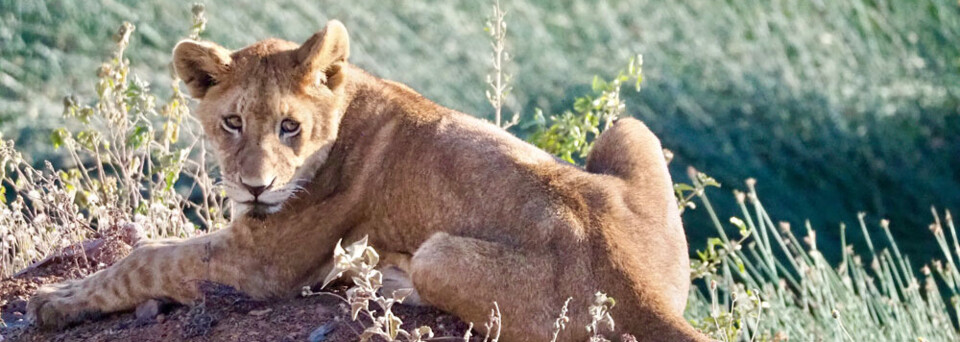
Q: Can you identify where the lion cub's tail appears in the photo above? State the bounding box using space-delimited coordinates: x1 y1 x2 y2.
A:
585 117 671 189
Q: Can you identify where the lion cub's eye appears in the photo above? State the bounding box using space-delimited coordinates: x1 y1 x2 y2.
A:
221 115 243 133
280 119 301 137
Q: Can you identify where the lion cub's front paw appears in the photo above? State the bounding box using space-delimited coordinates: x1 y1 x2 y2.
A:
380 266 426 306
27 281 99 329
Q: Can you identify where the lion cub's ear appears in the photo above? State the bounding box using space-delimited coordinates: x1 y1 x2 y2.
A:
172 40 232 99
296 20 350 90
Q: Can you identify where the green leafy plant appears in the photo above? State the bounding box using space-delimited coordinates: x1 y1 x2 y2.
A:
529 55 642 163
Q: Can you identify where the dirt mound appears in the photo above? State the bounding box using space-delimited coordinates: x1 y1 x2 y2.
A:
0 231 470 342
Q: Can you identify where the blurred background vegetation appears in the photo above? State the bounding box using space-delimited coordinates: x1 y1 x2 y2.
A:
1 0 959 267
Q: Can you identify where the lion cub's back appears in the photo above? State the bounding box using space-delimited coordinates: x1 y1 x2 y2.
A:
373 109 589 241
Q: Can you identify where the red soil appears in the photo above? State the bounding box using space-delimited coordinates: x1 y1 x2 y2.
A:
0 232 471 342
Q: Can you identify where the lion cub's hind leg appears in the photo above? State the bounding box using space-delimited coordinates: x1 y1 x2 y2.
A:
408 232 577 342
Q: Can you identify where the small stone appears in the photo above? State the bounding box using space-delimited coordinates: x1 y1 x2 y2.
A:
120 222 145 246
308 322 337 342
135 299 161 321
248 308 272 317
156 314 166 323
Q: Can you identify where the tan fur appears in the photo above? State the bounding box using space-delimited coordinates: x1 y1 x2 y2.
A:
27 21 709 341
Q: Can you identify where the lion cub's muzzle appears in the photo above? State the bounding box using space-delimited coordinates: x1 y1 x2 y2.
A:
226 176 300 216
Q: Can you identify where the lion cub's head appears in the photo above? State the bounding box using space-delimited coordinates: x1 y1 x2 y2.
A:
173 21 351 216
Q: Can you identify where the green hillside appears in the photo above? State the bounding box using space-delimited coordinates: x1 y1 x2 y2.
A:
2 0 959 266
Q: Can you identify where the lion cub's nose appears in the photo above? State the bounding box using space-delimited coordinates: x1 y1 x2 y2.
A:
240 177 275 198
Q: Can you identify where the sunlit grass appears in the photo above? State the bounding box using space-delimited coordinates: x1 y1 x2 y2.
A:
682 171 960 341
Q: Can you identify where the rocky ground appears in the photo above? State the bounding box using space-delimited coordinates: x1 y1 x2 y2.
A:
0 232 472 342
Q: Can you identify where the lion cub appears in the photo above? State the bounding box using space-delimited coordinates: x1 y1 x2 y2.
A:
28 20 708 341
